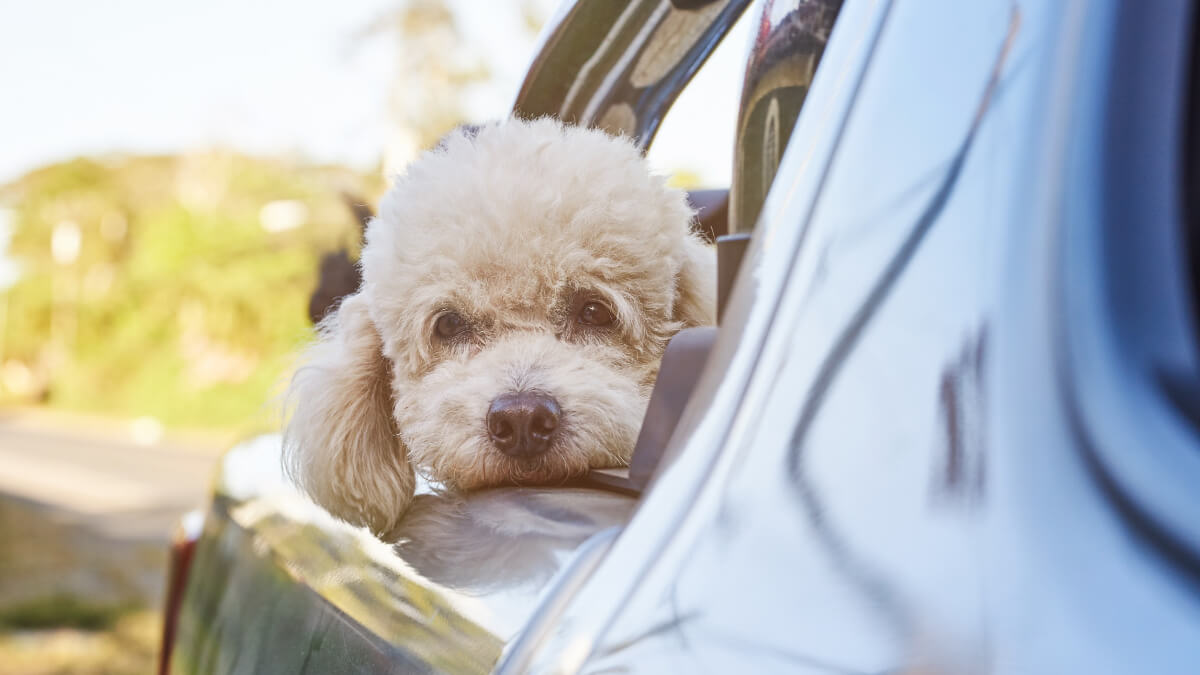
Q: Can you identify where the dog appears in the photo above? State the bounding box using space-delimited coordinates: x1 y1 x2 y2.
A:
284 117 715 537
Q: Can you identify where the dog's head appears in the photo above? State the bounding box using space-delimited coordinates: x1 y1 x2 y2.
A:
285 118 714 535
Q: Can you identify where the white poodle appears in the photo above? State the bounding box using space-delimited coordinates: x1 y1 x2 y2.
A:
284 118 715 536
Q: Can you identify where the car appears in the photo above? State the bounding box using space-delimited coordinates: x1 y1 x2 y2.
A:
160 0 1200 673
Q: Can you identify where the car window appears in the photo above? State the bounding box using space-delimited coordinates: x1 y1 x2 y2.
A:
644 10 752 191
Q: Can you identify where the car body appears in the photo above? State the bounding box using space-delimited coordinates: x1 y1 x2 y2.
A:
163 0 1200 672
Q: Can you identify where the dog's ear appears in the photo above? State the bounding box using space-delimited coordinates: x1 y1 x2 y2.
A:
284 292 414 536
672 234 718 328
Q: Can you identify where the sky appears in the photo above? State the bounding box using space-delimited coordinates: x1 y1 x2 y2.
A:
0 0 750 187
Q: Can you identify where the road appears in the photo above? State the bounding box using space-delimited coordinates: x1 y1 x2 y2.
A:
0 411 226 607
0 413 220 540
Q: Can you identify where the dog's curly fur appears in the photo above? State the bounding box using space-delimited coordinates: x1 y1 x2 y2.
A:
284 118 715 536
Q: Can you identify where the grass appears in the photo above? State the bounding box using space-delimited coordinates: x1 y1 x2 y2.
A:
0 609 160 675
0 595 140 632
0 497 166 674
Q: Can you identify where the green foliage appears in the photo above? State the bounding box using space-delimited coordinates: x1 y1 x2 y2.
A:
0 594 137 631
0 152 382 430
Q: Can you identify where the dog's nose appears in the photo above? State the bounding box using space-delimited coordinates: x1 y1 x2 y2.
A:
487 392 561 457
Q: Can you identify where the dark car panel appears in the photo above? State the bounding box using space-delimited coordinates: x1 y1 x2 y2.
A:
514 0 751 148
168 437 634 674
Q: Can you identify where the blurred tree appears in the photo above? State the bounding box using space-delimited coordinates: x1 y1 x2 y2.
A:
0 154 382 429
0 0 561 430
358 0 492 173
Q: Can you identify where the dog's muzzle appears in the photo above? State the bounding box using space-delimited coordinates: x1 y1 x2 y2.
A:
486 391 561 458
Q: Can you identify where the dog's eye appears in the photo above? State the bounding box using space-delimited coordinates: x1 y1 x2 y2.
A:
577 301 614 327
435 312 468 339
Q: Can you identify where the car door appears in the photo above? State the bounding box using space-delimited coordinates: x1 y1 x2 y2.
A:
503 0 1200 673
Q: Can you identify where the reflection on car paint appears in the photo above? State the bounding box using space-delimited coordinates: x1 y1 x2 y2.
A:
732 0 843 233
169 436 634 674
932 326 988 506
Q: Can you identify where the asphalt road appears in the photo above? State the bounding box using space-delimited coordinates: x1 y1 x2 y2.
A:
0 413 220 541
0 413 225 608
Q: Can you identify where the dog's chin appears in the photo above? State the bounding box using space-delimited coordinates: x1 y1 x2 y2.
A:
430 455 579 491
500 453 577 486
409 430 631 492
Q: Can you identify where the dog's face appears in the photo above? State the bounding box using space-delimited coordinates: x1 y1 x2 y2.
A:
285 119 714 535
